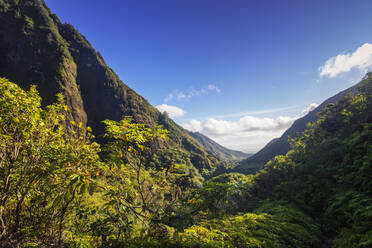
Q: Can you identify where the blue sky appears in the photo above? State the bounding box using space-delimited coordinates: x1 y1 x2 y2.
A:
45 0 372 152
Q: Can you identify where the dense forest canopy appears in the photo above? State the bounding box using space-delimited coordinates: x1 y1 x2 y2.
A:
0 73 371 247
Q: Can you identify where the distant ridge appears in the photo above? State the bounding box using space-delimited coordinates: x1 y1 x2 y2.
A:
187 131 251 160
234 79 363 174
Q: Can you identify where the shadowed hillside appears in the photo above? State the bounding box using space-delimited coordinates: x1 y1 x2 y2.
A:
0 0 225 175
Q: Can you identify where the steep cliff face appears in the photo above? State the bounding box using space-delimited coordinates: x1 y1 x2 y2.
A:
234 80 363 174
0 0 86 125
57 22 163 135
0 0 222 174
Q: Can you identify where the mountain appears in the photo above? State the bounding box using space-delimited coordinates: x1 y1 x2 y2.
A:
187 131 251 160
177 74 372 248
0 0 224 176
234 79 363 173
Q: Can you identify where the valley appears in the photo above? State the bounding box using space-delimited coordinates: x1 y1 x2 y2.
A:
0 0 371 247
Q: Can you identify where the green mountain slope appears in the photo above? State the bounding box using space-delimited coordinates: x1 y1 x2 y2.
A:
0 0 224 176
1 1 371 247
242 74 372 247
234 80 362 174
1 70 370 248
158 73 372 248
187 131 251 160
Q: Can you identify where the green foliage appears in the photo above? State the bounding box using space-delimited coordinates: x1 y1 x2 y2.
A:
82 118 199 245
23 15 34 34
325 190 372 248
0 78 198 246
1 0 229 193
101 202 320 248
188 173 254 218
1 72 371 247
0 78 101 246
241 75 372 247
174 201 320 248
4 1 371 247
177 91 372 248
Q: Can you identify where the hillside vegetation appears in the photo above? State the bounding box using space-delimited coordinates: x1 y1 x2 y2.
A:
235 80 361 174
0 0 227 179
188 131 250 161
0 72 371 247
1 0 371 247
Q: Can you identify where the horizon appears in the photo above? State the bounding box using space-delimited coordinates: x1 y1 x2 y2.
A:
45 0 372 153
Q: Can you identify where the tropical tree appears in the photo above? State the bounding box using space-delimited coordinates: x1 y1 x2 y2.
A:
0 78 101 247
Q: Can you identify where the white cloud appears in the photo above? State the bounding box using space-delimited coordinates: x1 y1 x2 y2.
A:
156 104 185 118
209 131 287 154
180 102 328 153
164 84 221 102
182 115 296 153
164 92 186 102
182 103 324 153
319 43 372 78
207 84 221 93
183 116 296 136
213 105 298 119
302 103 319 115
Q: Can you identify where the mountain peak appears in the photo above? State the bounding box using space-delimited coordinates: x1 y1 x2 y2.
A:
0 0 225 176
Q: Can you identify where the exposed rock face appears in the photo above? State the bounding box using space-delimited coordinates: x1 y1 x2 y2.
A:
0 0 224 174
